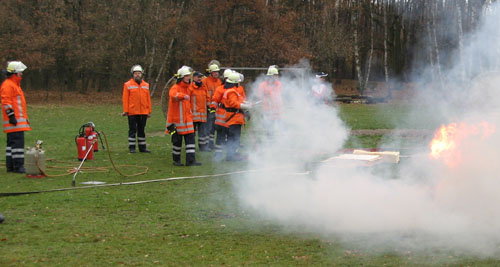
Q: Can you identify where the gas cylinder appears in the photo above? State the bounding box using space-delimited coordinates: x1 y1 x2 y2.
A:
77 136 94 161
25 141 46 178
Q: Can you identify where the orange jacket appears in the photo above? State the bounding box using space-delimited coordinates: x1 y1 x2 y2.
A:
166 81 194 135
210 84 228 127
221 88 246 126
1 75 31 133
189 82 209 122
202 76 222 100
257 79 282 119
122 79 151 115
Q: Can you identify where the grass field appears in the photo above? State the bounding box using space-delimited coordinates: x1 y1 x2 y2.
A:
0 102 496 266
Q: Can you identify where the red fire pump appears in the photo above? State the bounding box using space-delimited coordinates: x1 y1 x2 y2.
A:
75 122 103 161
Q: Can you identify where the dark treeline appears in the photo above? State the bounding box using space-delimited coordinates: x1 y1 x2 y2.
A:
0 0 495 94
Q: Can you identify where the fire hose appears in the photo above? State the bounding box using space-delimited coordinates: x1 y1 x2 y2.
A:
0 167 303 197
30 131 148 181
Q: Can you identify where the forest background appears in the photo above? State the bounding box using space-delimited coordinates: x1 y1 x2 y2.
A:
0 0 495 96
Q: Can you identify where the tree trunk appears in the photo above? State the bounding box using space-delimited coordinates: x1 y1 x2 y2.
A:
150 0 185 97
456 0 466 84
364 1 374 90
430 0 444 88
383 1 391 98
352 5 364 94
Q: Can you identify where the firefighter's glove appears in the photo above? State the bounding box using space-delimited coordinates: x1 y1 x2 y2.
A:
244 110 251 121
7 109 17 126
208 107 216 113
167 124 177 135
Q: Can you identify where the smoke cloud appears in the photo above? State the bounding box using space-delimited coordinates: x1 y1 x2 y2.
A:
233 2 500 259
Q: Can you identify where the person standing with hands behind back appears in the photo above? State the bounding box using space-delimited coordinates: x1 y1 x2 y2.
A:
1 61 31 173
122 65 151 153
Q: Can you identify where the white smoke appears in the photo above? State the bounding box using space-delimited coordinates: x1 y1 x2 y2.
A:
233 2 500 260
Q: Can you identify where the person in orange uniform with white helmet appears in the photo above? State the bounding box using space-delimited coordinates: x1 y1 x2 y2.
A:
202 62 223 150
166 66 201 166
209 69 234 161
189 71 210 151
221 72 251 161
257 65 283 136
1 61 31 173
122 65 152 153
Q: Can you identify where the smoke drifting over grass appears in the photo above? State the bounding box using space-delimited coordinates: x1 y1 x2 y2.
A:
233 3 500 259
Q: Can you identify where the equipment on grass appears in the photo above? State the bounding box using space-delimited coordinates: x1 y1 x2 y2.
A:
25 140 46 178
75 122 103 161
0 213 4 223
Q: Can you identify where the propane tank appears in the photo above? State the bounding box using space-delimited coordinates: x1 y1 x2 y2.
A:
25 140 46 178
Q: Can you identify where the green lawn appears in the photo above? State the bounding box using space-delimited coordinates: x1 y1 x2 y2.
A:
0 103 496 266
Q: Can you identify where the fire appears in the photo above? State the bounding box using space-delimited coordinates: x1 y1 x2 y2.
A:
429 121 495 167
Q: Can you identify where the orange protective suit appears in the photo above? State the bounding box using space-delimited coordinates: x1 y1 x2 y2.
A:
122 79 151 115
189 82 209 122
1 75 31 133
166 81 194 135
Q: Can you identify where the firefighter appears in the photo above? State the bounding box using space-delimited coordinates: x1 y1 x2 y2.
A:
210 69 234 161
166 66 201 166
311 71 331 104
1 61 30 173
257 65 283 136
221 72 251 161
122 65 152 153
189 71 210 151
202 62 223 150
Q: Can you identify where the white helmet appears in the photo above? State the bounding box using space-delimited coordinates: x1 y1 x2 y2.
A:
177 66 192 77
130 65 144 74
223 69 233 79
238 73 244 83
226 72 241 84
208 64 220 73
267 65 279 76
6 61 27 74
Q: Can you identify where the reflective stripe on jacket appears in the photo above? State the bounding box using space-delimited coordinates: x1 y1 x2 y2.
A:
122 79 151 115
1 75 31 133
211 85 228 127
202 76 223 100
166 81 194 135
222 88 246 126
189 82 209 122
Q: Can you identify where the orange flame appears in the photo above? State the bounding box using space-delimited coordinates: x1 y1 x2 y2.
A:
429 121 495 167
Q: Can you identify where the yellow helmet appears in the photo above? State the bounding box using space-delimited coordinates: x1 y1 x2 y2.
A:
177 66 192 77
267 65 279 76
6 61 27 74
226 72 241 84
208 64 220 73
